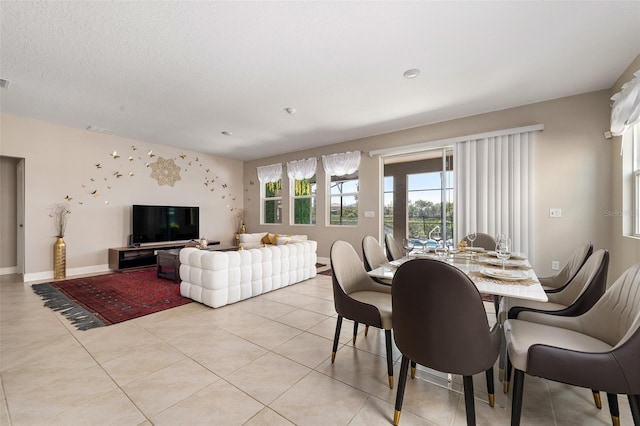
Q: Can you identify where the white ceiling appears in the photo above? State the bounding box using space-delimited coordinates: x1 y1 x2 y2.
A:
1 1 639 161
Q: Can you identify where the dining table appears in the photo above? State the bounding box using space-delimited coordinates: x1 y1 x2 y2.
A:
367 248 546 407
367 248 548 302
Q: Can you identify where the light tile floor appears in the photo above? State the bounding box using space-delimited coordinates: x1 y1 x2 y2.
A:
0 272 634 425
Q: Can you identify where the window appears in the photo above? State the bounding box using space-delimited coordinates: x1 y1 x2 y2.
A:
257 163 283 225
263 180 282 224
329 172 358 226
323 151 361 226
292 176 316 225
383 176 394 235
407 169 453 243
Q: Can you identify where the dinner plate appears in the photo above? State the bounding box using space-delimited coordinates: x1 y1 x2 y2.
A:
389 259 409 267
480 268 529 281
480 258 528 267
487 251 527 260
465 247 485 253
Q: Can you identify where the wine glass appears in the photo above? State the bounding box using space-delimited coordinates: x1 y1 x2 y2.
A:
496 237 511 270
430 227 442 249
402 238 414 257
435 240 448 260
467 231 477 248
418 235 428 253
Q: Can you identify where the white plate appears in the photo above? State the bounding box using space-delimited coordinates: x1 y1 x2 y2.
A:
480 258 528 267
389 259 409 267
465 247 485 253
480 268 528 281
487 251 527 260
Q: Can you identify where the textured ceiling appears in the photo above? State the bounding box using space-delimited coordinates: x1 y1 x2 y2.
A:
1 1 639 161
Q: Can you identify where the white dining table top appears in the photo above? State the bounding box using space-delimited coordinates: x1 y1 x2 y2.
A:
367 251 548 302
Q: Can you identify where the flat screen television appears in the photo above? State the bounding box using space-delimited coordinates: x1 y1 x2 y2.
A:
132 205 199 244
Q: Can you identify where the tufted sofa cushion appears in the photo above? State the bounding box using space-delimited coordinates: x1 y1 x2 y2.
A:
179 240 317 308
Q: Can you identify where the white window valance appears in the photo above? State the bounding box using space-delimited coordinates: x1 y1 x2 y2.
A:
257 163 282 183
611 69 640 136
287 157 317 180
322 151 360 177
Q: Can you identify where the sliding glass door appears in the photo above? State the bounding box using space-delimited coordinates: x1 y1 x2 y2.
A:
383 147 453 247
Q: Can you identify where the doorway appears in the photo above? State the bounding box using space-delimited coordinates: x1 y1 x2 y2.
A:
383 147 453 247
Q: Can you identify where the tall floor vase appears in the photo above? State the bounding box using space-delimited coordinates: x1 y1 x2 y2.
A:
53 236 66 279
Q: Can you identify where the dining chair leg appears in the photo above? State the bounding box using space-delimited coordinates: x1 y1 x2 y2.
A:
353 321 359 344
394 356 410 426
504 354 512 394
485 367 495 407
365 325 369 336
606 393 619 426
331 315 343 363
493 295 500 316
592 390 602 409
385 329 394 389
628 394 640 425
462 375 476 426
510 369 525 426
410 360 417 379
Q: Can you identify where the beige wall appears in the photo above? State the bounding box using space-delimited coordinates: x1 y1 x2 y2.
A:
244 91 614 277
0 114 243 281
609 55 640 279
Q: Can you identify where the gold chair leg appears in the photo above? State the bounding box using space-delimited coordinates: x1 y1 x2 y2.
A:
503 380 510 394
331 352 336 363
593 391 602 409
393 409 401 426
388 375 394 389
410 366 416 379
612 415 620 426
499 368 504 382
489 393 495 408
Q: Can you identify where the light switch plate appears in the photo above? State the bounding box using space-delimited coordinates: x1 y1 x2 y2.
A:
364 211 375 218
551 261 560 270
549 208 562 218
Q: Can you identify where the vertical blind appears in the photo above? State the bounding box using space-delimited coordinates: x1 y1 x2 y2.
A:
455 130 537 261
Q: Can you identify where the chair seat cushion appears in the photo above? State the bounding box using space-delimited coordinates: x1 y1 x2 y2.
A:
350 290 392 330
504 319 612 372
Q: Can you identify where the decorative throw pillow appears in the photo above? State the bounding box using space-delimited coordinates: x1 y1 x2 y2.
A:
261 233 272 245
269 233 280 244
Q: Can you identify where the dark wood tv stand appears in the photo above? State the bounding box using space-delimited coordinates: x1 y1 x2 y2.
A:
108 241 220 271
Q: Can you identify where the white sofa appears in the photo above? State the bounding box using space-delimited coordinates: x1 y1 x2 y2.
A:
238 232 308 249
179 240 317 308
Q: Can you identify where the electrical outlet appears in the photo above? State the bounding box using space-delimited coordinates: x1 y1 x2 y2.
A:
549 208 562 218
551 261 560 270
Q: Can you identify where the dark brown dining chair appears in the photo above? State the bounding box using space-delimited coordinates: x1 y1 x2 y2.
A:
504 262 640 426
499 249 609 393
539 241 593 292
391 258 501 425
330 240 395 389
385 233 404 261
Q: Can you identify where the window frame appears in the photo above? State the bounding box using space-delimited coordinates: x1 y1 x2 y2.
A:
290 175 317 225
261 179 283 225
327 171 359 227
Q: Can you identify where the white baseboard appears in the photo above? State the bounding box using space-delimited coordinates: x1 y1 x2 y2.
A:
23 264 111 284
0 266 18 275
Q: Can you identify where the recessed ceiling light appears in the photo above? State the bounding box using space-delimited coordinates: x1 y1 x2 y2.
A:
403 68 420 79
221 131 232 136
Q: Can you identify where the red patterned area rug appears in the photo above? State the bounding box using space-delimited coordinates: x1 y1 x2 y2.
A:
32 268 192 330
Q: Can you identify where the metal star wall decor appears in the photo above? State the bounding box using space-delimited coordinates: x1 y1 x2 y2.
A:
149 157 181 187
